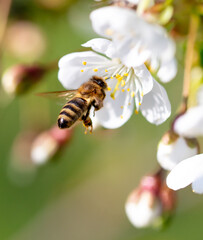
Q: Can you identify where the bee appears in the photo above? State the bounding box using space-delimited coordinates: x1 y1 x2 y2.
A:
38 76 108 133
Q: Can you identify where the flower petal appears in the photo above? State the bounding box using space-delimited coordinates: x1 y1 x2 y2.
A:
192 175 203 194
157 58 177 83
157 137 198 171
58 51 113 89
90 6 176 64
140 80 171 125
166 154 203 192
94 78 134 128
133 64 154 94
82 38 116 59
174 106 203 138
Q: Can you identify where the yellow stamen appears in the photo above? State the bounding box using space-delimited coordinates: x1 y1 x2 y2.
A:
123 72 129 77
121 80 125 87
139 102 141 106
105 77 108 80
141 92 144 97
107 87 111 91
93 68 98 72
131 91 135 97
110 76 114 79
105 69 108 72
122 89 125 92
120 115 123 119
127 88 130 92
81 69 84 72
116 74 121 78
82 61 87 65
120 106 123 109
135 110 139 114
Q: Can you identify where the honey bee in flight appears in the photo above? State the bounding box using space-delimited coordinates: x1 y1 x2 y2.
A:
38 76 108 133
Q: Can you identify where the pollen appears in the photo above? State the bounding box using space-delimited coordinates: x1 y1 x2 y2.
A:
107 87 111 91
120 115 123 119
123 72 128 77
120 106 123 109
135 109 139 114
122 89 125 92
110 76 114 79
105 69 108 72
110 93 115 99
131 91 135 97
121 80 125 87
127 88 130 92
139 102 141 106
93 68 98 72
105 77 108 80
141 92 144 97
82 61 87 65
116 74 121 78
81 69 84 72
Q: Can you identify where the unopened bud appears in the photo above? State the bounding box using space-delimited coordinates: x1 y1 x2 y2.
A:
30 126 73 165
157 130 199 170
2 64 46 95
125 172 176 229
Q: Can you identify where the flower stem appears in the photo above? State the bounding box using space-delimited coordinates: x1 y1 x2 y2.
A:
181 14 199 112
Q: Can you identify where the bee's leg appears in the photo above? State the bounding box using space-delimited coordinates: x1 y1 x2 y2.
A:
81 105 93 134
83 116 93 134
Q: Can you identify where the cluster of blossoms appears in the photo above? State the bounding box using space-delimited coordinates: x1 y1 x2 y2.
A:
2 0 203 231
58 0 176 128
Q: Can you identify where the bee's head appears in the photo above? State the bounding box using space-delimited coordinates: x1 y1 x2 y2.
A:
91 76 108 90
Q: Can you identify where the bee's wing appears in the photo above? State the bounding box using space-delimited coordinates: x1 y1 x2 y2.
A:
36 90 78 103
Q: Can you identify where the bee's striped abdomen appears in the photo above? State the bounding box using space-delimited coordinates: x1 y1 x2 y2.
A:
58 97 87 129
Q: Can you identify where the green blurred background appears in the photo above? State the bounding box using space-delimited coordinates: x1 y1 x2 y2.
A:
0 0 203 239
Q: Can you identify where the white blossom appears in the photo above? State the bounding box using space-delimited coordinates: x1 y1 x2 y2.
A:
167 154 203 194
157 134 199 171
58 38 171 129
90 6 177 82
174 86 203 138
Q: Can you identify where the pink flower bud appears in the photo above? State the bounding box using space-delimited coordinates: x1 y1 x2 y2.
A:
2 64 46 95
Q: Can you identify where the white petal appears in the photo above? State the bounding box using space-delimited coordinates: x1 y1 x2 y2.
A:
167 154 203 192
174 106 203 138
82 38 116 58
58 51 113 89
125 192 161 228
157 58 177 83
95 78 134 129
192 175 203 194
140 80 171 125
133 64 154 94
157 137 198 171
90 6 175 64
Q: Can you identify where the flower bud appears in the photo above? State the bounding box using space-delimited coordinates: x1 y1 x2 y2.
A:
157 130 199 171
125 172 176 229
2 64 46 95
30 126 73 165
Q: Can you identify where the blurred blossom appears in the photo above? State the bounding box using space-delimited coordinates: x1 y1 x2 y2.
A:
5 21 46 61
1 64 47 95
59 38 171 129
8 131 38 186
90 5 177 82
157 130 199 171
167 154 203 194
125 172 176 228
30 126 73 165
174 86 203 138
